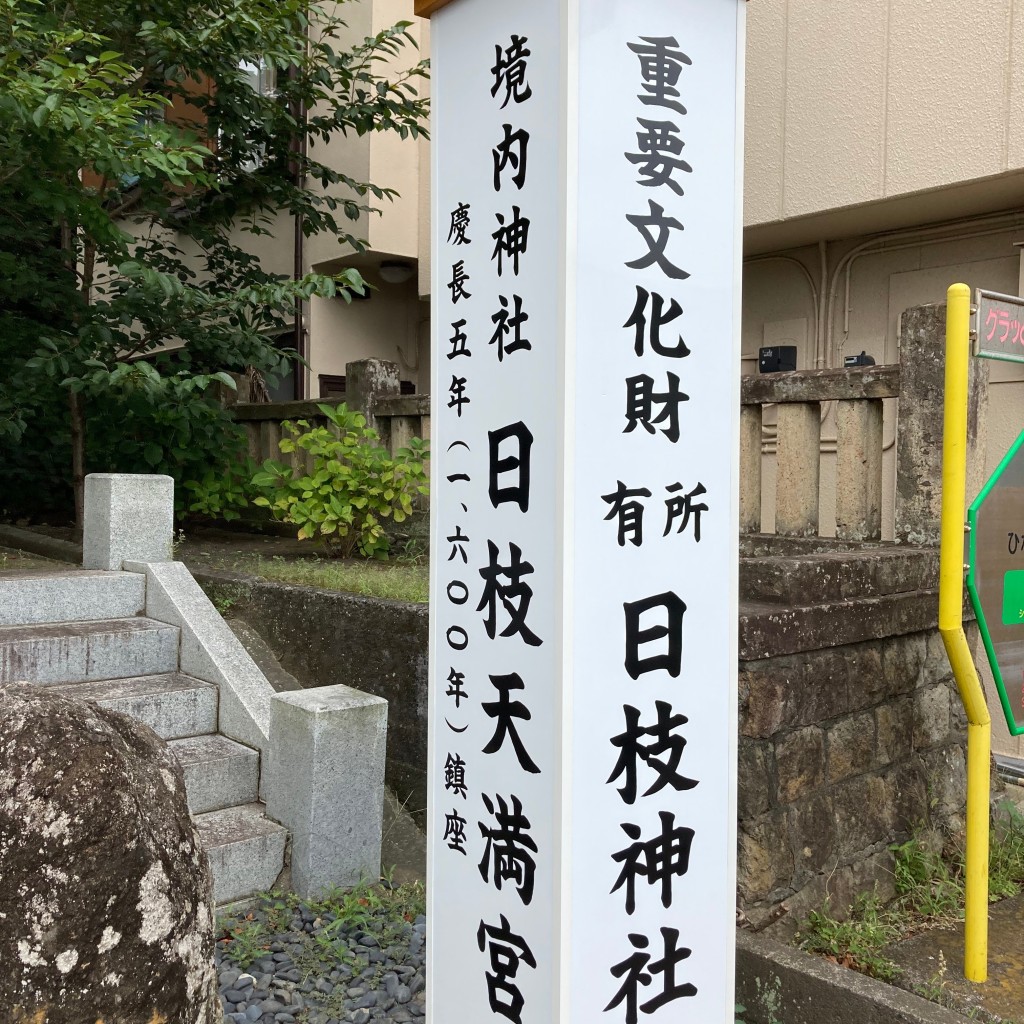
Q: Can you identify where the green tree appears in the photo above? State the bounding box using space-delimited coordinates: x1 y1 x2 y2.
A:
0 0 428 526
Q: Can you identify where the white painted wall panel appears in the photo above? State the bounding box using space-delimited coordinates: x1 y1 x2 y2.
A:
744 0 787 224
782 0 889 219
885 0 1011 197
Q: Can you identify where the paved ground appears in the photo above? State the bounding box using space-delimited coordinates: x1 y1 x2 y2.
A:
1 521 336 566
380 789 426 886
887 889 1024 1022
885 789 1024 1022
14 520 427 569
180 527 324 566
0 545 70 573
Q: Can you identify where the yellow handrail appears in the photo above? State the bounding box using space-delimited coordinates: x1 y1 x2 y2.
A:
939 282 990 983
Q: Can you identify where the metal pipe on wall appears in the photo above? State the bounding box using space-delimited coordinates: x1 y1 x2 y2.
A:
824 209 1024 368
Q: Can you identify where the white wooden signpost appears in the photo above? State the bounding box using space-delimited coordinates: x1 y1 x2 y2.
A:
424 1 745 1020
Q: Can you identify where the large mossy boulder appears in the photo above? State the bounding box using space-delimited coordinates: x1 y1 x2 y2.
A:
0 683 218 1023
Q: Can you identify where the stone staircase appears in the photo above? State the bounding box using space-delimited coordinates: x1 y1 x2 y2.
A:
0 566 287 906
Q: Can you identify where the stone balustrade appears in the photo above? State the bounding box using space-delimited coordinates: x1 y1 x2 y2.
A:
230 358 431 470
741 364 898 541
741 302 989 545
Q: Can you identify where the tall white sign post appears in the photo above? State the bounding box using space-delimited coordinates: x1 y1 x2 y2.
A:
423 1 745 1021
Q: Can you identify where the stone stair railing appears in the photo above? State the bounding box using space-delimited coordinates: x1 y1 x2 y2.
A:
0 473 388 906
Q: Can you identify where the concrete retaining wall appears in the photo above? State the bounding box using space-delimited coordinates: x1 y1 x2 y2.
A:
3 521 968 923
197 543 969 927
193 569 429 820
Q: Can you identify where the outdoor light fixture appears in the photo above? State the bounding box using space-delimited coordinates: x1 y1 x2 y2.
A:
378 260 415 284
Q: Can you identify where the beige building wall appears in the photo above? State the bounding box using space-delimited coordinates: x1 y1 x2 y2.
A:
212 0 428 397
229 210 294 280
743 0 1024 526
303 0 428 393
746 0 1024 243
304 0 372 272
305 0 425 268
307 269 426 389
744 1 1024 756
367 0 425 260
416 17 432 302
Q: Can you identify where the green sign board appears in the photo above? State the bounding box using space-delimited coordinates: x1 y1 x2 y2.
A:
967 429 1024 733
1002 570 1024 626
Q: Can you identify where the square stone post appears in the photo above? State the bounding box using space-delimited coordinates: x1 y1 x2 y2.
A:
835 397 883 541
775 402 822 536
896 304 989 545
83 474 174 570
266 686 388 897
739 405 763 533
344 358 400 435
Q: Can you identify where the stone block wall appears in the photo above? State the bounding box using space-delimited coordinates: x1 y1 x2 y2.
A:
194 541 971 930
738 625 970 937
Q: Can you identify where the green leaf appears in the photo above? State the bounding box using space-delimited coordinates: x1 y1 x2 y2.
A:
0 0 428 528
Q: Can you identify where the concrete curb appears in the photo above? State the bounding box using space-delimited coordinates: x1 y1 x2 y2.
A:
736 930 968 1024
0 524 81 564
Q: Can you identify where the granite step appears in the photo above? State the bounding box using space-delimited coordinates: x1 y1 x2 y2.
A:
0 569 145 626
0 618 179 685
194 802 288 906
48 673 218 740
169 734 260 815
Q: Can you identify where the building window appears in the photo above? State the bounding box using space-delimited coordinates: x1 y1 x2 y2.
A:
240 59 277 99
238 59 277 172
317 375 417 399
319 374 346 399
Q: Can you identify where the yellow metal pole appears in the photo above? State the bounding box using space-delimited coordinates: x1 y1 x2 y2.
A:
939 282 990 984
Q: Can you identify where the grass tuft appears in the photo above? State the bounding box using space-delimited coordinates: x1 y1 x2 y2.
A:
216 877 427 1002
207 553 429 604
798 889 902 980
217 917 270 969
797 804 1024 985
0 546 66 573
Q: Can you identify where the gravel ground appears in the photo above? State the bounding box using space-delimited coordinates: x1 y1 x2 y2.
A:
216 886 426 1024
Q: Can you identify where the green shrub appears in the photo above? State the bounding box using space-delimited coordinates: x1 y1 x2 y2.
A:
181 459 257 523
988 799 1024 900
798 822 1024 987
0 366 251 524
218 919 270 969
251 403 429 559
